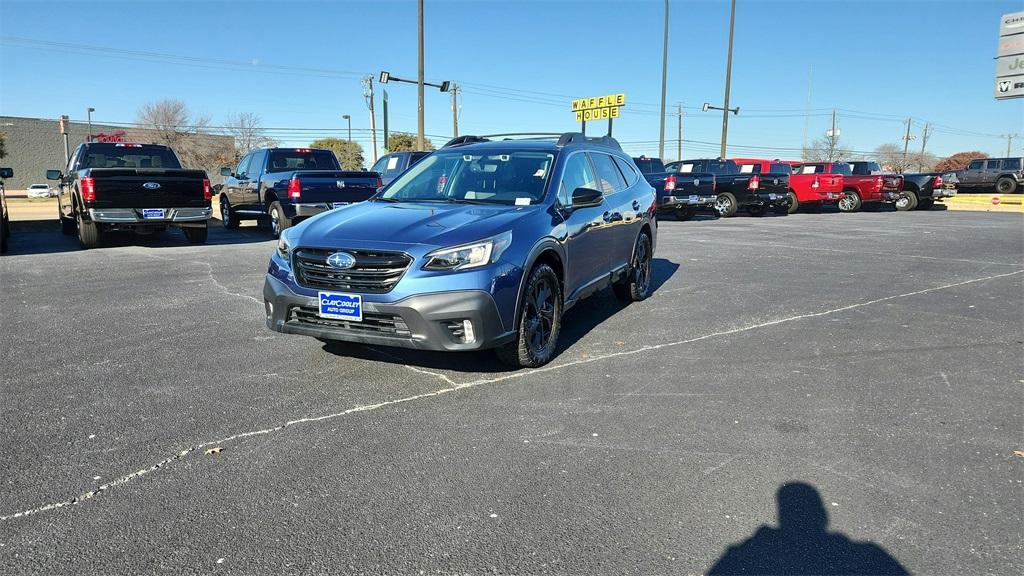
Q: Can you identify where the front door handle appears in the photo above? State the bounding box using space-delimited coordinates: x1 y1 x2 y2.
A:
632 200 641 210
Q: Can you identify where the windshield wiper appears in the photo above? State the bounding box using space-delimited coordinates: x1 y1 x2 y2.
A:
371 196 403 203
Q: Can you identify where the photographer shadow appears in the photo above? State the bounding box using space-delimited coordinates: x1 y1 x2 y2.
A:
708 482 908 576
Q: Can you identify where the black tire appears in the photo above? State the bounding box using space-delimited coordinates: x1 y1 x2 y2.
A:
495 264 562 368
862 201 881 211
268 201 293 238
76 210 101 249
613 230 653 303
996 177 1018 194
747 204 768 217
59 204 76 235
917 198 935 210
838 191 861 213
674 207 696 221
219 196 239 229
0 216 8 254
786 191 799 214
183 225 208 244
714 192 738 217
895 191 918 212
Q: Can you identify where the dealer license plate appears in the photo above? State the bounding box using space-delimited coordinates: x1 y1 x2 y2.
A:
141 209 165 219
318 292 362 321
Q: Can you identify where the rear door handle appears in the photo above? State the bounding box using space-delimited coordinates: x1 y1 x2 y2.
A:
632 200 641 210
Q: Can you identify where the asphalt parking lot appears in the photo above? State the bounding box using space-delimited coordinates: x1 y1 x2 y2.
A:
1 210 1022 575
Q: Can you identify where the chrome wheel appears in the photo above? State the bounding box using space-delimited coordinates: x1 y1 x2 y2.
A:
714 195 732 215
270 206 280 236
895 195 910 210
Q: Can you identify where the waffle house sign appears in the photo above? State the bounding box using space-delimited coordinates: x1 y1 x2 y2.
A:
572 93 626 122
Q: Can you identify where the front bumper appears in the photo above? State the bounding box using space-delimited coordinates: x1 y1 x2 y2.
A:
88 207 211 224
660 194 717 209
263 273 513 352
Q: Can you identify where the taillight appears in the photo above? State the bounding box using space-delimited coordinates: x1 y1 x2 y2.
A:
287 177 302 200
80 177 96 202
875 176 884 191
664 174 677 192
934 175 943 188
202 178 211 201
748 174 760 191
376 177 384 189
811 176 820 189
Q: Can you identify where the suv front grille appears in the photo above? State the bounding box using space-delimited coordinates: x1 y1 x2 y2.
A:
293 248 412 294
287 306 411 338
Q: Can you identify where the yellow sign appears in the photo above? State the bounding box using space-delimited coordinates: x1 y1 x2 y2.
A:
572 93 626 122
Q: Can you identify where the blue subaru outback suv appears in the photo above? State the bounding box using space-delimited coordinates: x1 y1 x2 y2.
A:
263 132 657 367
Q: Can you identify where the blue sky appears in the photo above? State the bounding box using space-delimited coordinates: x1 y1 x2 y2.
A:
1 0 1022 160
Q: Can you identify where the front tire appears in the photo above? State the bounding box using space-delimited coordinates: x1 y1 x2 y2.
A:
747 204 768 217
220 196 240 229
76 210 101 249
917 198 935 210
0 216 8 254
613 230 653 302
59 204 76 235
183 225 208 244
996 177 1017 194
838 191 861 212
674 207 696 221
715 192 738 217
268 201 293 238
786 191 799 214
495 264 562 368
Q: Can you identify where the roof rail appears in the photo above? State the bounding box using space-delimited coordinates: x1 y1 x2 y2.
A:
555 132 622 151
443 135 490 147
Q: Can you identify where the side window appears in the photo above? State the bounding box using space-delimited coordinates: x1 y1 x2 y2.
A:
558 153 597 206
613 156 639 186
67 145 83 172
967 160 983 170
985 160 1000 170
1003 158 1021 170
248 150 267 175
590 153 626 194
370 157 389 174
235 154 252 177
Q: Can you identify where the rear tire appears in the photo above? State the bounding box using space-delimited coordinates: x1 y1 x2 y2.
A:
714 192 738 217
495 263 562 368
220 196 239 229
613 230 653 302
996 177 1017 194
269 201 292 238
183 225 208 244
786 191 799 214
838 191 861 213
895 191 918 211
76 210 101 249
674 207 696 221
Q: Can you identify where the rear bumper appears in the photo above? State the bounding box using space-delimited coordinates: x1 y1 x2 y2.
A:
931 188 957 199
284 202 353 218
263 273 513 352
813 191 844 202
751 191 791 207
88 207 211 224
660 194 717 209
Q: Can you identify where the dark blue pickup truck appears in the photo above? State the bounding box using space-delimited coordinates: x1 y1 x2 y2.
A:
633 156 717 220
218 147 381 237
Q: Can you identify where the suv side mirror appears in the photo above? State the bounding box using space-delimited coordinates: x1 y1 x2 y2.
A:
45 169 61 181
0 168 13 179
571 186 603 208
220 167 232 177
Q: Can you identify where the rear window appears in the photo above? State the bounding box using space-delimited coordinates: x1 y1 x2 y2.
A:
632 157 664 174
266 149 341 172
851 162 881 175
769 163 792 175
702 161 737 176
79 143 182 169
1004 158 1022 170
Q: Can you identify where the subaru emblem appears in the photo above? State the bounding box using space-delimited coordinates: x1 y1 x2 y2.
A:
336 180 346 189
326 251 356 270
143 182 161 190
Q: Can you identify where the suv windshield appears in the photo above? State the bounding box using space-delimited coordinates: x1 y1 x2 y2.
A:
379 150 555 205
79 143 182 169
266 149 340 172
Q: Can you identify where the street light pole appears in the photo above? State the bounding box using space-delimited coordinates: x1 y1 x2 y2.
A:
451 84 460 138
720 0 736 158
342 114 351 142
676 103 683 161
658 0 669 160
87 107 95 142
417 0 425 151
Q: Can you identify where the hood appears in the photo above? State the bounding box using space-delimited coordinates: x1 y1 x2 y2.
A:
295 200 542 249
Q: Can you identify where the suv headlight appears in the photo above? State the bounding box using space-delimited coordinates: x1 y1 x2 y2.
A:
277 228 296 259
423 231 512 271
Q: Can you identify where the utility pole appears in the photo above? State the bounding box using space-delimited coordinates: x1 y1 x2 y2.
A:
382 89 389 151
918 122 931 171
87 107 95 142
451 84 460 138
828 109 837 161
676 103 683 161
901 117 915 172
720 0 737 158
362 76 379 163
1006 133 1019 157
59 115 70 165
803 65 812 151
417 0 425 151
658 0 669 160
342 114 351 142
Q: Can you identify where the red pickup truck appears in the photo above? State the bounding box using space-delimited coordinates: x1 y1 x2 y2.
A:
733 158 844 213
798 161 903 212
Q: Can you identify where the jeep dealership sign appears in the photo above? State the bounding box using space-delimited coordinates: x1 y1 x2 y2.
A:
996 11 1024 99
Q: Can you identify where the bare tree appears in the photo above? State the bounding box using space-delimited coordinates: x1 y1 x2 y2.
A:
135 100 229 174
802 135 852 162
873 143 913 173
225 112 276 156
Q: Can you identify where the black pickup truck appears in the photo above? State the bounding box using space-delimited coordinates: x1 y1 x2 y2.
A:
1 167 12 254
47 142 211 249
632 157 716 220
898 172 957 211
668 158 790 217
219 147 381 237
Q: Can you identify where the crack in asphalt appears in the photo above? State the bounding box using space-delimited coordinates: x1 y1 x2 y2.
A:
2 268 1020 522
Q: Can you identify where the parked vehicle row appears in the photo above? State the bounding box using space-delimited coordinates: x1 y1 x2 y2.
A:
956 156 1022 194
